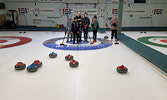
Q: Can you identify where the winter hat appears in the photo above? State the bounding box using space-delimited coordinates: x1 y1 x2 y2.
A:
84 12 88 15
94 15 97 19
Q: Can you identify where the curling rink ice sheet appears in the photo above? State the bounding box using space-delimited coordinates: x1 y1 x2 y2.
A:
124 31 167 55
0 31 167 100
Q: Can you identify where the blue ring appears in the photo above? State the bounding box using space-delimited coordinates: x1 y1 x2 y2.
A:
43 37 112 51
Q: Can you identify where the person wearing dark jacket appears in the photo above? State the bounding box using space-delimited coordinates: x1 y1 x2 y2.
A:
71 17 79 44
76 11 83 42
82 12 90 42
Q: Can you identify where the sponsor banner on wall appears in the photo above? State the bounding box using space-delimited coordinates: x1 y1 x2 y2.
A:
153 9 167 15
29 8 54 14
39 8 54 14
112 9 118 14
123 9 146 14
47 0 64 2
62 8 72 15
112 9 146 14
72 9 97 15
6 0 64 2
18 8 29 14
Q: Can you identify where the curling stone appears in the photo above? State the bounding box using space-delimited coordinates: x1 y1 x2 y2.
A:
114 40 119 44
104 35 108 39
27 64 38 72
49 52 57 58
69 60 79 67
117 65 128 74
33 60 42 68
15 62 26 70
65 54 74 61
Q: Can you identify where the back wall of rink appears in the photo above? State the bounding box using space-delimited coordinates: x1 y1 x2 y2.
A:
4 0 167 28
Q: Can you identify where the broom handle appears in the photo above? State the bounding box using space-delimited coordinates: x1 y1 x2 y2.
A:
62 29 67 43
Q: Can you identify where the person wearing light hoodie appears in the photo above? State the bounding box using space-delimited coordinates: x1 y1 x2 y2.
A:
66 15 73 42
110 15 119 42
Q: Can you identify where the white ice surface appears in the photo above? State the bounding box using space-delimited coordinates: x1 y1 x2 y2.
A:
0 31 167 100
123 31 167 55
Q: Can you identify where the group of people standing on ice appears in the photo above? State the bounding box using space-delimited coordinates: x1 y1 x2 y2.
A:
66 11 119 44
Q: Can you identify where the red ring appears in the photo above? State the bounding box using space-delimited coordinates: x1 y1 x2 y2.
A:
0 36 32 49
160 39 167 43
0 40 8 43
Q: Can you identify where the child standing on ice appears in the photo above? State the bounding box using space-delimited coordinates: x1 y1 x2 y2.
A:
91 16 99 43
110 15 119 42
71 17 80 44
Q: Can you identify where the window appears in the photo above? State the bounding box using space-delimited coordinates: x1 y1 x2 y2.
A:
134 0 146 3
0 2 5 9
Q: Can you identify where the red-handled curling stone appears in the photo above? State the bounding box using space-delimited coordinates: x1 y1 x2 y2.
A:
117 65 128 74
114 40 119 44
65 54 74 61
33 60 42 68
104 35 108 39
15 62 26 70
69 60 79 67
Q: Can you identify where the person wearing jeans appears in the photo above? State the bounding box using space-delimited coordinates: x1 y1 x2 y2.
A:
82 12 90 42
66 15 73 42
110 15 119 42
